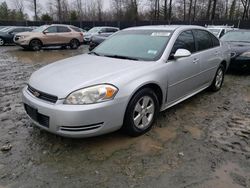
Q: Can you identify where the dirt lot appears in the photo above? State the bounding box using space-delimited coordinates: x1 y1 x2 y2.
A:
0 46 250 188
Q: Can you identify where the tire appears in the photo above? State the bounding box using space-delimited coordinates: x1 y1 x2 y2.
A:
209 64 225 92
0 37 5 46
29 39 42 51
70 39 80 49
123 88 159 137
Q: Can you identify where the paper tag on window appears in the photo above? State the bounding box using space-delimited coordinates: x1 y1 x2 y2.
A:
151 32 171 37
148 50 158 55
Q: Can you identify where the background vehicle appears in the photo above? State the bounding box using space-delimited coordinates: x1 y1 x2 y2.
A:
0 27 33 46
221 30 250 71
84 26 119 43
89 33 114 51
23 25 230 138
14 24 84 51
206 25 238 38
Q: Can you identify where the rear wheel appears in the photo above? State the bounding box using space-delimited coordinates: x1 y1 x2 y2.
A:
209 64 225 92
70 39 80 49
29 39 42 51
123 88 159 136
0 37 5 46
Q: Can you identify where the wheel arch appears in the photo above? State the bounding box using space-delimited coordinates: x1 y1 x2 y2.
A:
29 38 43 46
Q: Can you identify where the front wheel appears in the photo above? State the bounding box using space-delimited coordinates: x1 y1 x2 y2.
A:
209 64 225 92
70 39 80 49
0 37 5 46
29 39 42 51
123 88 159 137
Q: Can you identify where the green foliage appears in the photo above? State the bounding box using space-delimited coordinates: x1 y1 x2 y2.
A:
70 11 78 21
0 1 27 21
41 13 53 21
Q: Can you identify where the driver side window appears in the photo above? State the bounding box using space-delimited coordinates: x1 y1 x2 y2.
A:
169 30 195 59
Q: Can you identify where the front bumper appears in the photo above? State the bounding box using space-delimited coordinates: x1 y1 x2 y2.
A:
230 58 250 71
22 86 127 138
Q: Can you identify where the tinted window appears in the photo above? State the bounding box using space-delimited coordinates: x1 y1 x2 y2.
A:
171 30 195 55
23 28 32 32
219 29 225 38
57 26 71 33
210 33 220 47
70 26 81 32
106 28 118 33
193 30 213 51
11 28 24 33
46 26 57 33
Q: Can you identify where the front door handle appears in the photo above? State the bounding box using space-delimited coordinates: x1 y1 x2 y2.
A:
193 58 199 64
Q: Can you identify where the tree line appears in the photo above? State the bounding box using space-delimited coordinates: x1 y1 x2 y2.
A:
0 0 250 22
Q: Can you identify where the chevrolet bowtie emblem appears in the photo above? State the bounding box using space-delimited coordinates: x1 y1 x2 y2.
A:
33 91 40 97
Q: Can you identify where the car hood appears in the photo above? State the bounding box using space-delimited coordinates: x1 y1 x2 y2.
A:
29 54 153 98
225 41 250 56
16 32 33 36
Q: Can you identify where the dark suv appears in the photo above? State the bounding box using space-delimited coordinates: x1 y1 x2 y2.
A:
0 27 33 46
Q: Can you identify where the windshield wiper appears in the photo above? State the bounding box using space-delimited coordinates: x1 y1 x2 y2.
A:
104 55 139 61
88 51 101 56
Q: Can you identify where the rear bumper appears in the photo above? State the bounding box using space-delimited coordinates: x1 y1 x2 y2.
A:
22 86 128 138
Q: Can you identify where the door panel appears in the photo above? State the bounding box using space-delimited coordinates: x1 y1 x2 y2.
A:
167 54 201 104
166 30 202 104
193 30 220 85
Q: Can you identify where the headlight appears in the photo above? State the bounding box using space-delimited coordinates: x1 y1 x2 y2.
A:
20 36 26 39
64 84 118 105
239 52 250 58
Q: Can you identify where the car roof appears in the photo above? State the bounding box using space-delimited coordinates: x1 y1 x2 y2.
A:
124 25 205 31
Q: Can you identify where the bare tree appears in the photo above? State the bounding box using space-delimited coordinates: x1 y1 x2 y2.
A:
211 0 218 20
188 0 193 22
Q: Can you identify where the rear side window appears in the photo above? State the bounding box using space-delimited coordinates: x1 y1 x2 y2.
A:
210 33 220 47
171 30 196 54
57 26 71 33
193 30 213 51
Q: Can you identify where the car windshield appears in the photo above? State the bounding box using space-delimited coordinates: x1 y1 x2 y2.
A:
87 27 101 34
208 28 221 36
221 31 250 42
32 25 48 32
0 27 12 32
92 30 172 61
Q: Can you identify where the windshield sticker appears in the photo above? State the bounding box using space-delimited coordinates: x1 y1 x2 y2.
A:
151 32 171 37
148 50 158 55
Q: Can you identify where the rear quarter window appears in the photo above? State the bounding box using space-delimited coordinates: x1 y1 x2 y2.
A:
210 33 220 47
70 26 81 32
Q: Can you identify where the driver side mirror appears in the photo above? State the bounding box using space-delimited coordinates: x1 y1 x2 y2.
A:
43 30 48 34
174 49 191 59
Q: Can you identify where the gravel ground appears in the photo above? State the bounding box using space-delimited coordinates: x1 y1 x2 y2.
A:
0 46 250 188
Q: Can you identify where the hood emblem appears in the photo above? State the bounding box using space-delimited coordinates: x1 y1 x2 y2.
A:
33 91 40 97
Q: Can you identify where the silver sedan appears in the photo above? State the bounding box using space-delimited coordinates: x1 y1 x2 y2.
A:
22 25 230 138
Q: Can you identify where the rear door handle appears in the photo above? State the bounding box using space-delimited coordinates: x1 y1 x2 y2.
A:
193 58 199 64
215 51 219 56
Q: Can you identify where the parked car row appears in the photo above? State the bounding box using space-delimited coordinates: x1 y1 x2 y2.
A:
0 25 119 51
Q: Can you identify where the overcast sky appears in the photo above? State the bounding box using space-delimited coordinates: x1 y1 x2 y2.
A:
0 0 112 18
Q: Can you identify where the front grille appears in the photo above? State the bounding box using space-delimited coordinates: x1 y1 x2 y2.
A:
60 122 103 132
28 85 58 104
24 104 50 128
